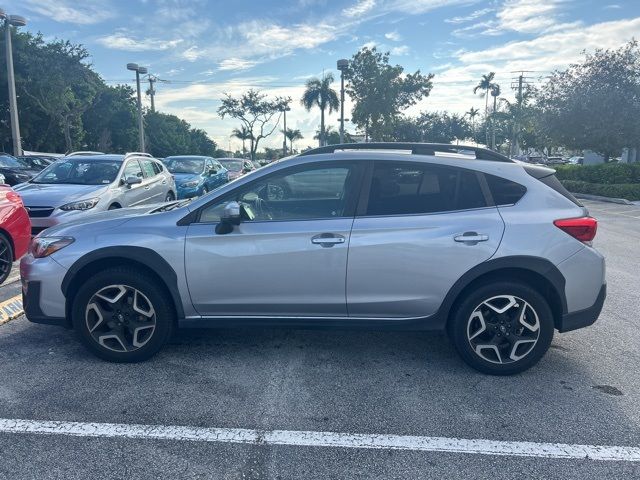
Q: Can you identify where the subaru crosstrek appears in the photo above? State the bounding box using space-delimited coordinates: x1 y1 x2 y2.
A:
20 143 606 375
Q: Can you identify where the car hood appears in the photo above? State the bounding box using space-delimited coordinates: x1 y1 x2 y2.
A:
0 167 38 178
173 173 202 184
42 204 163 236
13 183 110 207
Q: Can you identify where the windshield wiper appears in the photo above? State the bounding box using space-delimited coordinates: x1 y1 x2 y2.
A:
152 199 191 213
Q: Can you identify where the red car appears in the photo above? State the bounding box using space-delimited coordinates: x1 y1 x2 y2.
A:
0 185 31 284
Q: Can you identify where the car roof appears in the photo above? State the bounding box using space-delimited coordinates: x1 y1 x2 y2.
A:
62 154 124 162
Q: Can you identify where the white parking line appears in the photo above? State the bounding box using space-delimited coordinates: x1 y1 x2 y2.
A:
0 418 639 461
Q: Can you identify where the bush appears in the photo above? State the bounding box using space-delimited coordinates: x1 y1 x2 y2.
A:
555 163 640 184
561 180 640 201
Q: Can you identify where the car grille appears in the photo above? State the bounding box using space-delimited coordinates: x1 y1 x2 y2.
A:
26 206 55 218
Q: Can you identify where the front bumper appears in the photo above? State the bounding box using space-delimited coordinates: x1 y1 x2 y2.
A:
176 185 203 199
20 254 69 327
558 283 606 333
28 209 86 236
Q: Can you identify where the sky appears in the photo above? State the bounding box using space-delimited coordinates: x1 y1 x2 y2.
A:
5 0 640 151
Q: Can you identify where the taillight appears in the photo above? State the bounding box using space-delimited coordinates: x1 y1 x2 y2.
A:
554 217 597 243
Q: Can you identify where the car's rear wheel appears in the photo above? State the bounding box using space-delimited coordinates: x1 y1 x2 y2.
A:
165 191 175 202
0 234 13 285
71 267 174 362
449 281 554 375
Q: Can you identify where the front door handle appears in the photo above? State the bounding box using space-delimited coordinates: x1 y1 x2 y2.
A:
311 233 345 247
454 232 489 244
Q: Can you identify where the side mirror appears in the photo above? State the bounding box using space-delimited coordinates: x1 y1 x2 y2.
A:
216 201 241 234
125 176 142 186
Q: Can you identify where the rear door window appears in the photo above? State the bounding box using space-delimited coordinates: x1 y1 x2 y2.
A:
140 160 157 178
364 162 488 216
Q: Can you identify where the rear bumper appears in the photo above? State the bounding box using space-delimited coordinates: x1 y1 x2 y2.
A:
558 283 606 333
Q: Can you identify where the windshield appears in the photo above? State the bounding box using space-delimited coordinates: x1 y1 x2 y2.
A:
164 157 205 174
0 155 29 169
31 159 122 185
20 157 53 169
219 159 242 172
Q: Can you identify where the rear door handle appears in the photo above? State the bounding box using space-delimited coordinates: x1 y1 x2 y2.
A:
311 233 346 247
454 232 489 243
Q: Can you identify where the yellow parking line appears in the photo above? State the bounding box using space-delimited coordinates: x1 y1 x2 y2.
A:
0 294 24 325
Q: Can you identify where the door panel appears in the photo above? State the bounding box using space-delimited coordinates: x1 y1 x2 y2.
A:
120 160 147 207
185 219 353 317
347 209 504 318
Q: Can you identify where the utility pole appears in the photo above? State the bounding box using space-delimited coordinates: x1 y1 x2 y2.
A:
1 12 27 156
337 59 348 144
127 63 147 152
147 75 156 112
509 71 536 156
282 107 289 156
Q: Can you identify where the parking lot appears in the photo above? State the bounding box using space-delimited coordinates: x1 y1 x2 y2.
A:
0 198 638 479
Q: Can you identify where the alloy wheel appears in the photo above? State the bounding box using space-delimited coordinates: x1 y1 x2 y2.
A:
466 295 540 364
85 285 156 353
0 238 12 283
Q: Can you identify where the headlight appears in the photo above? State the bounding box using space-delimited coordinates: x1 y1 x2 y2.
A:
181 180 200 188
59 198 99 211
30 236 75 258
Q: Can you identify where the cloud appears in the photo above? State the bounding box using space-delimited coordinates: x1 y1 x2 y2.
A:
496 0 563 33
385 31 402 41
388 0 477 15
218 58 261 71
21 0 114 25
343 0 377 17
391 45 410 55
445 7 493 24
96 32 183 51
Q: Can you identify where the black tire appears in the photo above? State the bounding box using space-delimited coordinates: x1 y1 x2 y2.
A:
0 233 13 285
165 191 175 202
71 267 174 362
448 281 554 375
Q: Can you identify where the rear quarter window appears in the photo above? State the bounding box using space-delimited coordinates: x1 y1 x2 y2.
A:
485 174 527 206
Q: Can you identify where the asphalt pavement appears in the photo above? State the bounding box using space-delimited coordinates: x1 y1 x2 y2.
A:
0 199 639 479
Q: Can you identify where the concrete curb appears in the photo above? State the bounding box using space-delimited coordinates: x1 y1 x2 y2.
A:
0 295 24 325
573 193 634 205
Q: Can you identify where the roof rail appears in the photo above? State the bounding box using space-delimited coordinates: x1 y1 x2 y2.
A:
124 152 153 159
66 151 104 157
298 142 513 163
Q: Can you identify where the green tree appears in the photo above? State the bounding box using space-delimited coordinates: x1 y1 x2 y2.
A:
145 111 216 157
536 41 640 161
282 128 303 152
231 126 253 156
301 74 339 147
82 85 138 153
345 47 434 141
218 90 290 160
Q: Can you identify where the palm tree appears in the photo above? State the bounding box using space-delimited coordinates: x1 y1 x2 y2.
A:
465 107 480 142
282 128 303 152
231 126 253 157
473 72 497 145
301 73 339 147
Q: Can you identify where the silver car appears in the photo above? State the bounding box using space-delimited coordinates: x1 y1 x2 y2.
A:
15 153 176 235
20 143 606 375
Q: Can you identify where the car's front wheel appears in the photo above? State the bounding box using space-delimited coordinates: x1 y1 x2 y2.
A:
449 281 554 375
71 267 174 362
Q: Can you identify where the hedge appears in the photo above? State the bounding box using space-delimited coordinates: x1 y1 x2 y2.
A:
555 163 640 185
561 180 640 201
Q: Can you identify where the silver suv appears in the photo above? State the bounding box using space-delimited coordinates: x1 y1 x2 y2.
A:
20 143 606 375
15 153 176 235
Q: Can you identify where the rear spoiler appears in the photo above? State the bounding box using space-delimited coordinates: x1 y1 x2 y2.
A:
522 163 555 179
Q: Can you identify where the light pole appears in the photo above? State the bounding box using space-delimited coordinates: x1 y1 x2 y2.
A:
282 105 290 156
127 63 147 152
337 59 348 145
1 10 27 156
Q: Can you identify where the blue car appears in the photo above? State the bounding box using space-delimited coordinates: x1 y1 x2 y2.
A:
163 156 228 199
